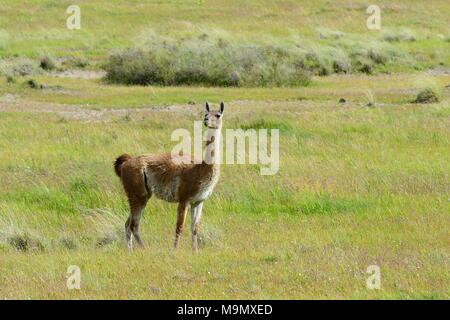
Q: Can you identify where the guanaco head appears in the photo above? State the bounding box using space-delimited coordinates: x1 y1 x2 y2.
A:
203 102 224 129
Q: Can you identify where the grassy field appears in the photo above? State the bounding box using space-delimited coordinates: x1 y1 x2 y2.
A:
0 0 449 63
0 73 449 299
0 1 449 299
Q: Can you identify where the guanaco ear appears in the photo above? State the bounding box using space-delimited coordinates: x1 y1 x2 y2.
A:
205 102 210 112
220 101 225 114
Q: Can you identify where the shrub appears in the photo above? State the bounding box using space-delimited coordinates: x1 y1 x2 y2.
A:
14 63 35 76
6 75 16 83
333 60 349 73
289 68 312 86
0 58 40 77
413 88 440 103
353 57 374 74
104 49 169 85
7 233 45 252
103 38 312 87
383 29 416 42
302 51 331 76
63 56 89 69
25 79 42 89
39 55 56 71
102 33 421 86
367 48 388 65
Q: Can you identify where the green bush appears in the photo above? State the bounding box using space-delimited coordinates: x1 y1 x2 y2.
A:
103 38 313 87
103 33 418 86
104 49 168 85
25 78 42 89
383 29 416 42
6 75 16 83
413 88 440 103
39 55 56 71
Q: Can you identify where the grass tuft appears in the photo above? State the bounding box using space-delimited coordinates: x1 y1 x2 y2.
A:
39 55 56 71
7 233 45 252
103 41 313 87
59 237 78 250
413 88 440 103
240 119 292 132
383 29 416 42
62 56 90 69
413 76 443 103
25 78 42 89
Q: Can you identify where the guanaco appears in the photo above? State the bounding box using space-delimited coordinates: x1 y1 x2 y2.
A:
114 102 224 251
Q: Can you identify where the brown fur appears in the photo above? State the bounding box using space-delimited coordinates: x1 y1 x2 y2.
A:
115 102 224 251
114 154 131 177
119 153 218 203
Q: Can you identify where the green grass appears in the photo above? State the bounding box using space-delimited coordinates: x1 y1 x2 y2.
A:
0 0 449 71
0 0 449 300
0 74 449 298
1 73 448 109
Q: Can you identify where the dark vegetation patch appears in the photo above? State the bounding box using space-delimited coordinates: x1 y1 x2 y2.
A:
23 79 65 91
25 79 43 89
240 119 292 132
103 33 414 86
62 56 90 69
413 88 440 104
103 44 312 87
39 55 56 71
59 237 78 250
7 233 45 252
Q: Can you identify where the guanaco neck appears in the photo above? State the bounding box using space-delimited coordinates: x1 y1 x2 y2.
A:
202 127 221 169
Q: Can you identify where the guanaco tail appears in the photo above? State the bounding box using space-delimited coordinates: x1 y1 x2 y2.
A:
114 102 224 251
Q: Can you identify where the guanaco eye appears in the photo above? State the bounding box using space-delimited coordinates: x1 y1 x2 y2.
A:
215 114 221 118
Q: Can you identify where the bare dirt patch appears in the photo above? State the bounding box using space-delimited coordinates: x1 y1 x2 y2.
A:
49 69 106 79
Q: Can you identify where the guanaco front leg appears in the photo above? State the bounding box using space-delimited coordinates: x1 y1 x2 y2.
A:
191 202 204 252
174 202 188 249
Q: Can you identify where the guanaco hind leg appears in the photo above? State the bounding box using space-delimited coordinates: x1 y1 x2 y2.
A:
174 202 188 249
125 196 148 251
